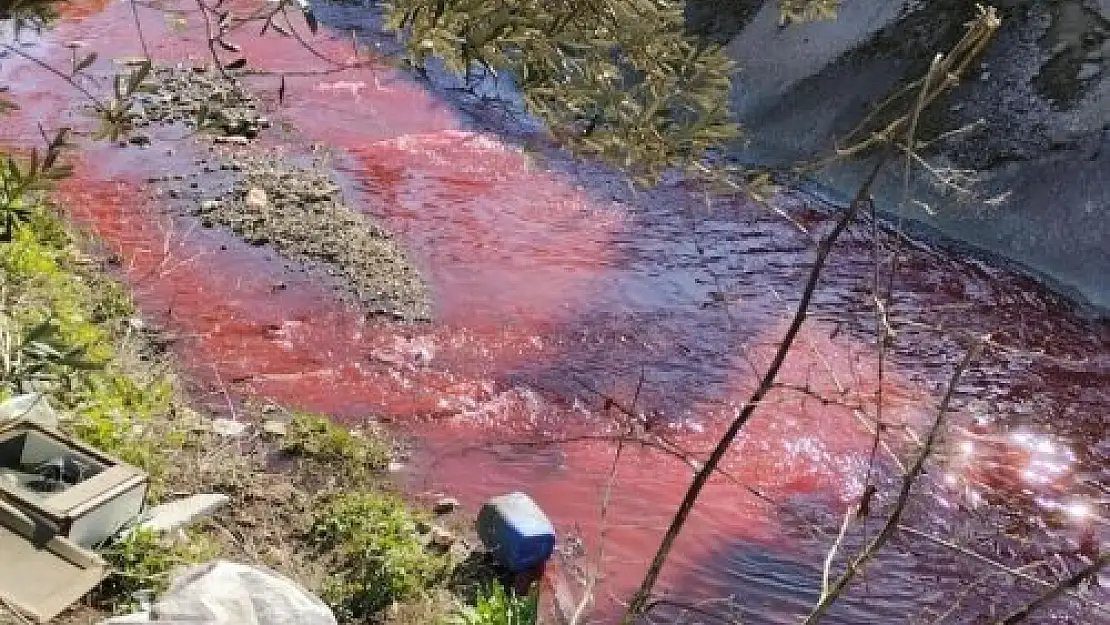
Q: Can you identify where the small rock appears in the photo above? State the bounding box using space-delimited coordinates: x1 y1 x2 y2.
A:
261 420 287 437
429 525 455 548
133 493 230 535
387 461 405 473
199 199 220 212
245 188 269 209
177 407 208 432
214 135 250 145
433 497 460 516
1077 62 1102 81
210 418 249 438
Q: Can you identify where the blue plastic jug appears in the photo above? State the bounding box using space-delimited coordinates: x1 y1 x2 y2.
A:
477 492 556 573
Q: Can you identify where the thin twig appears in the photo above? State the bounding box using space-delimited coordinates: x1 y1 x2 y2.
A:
621 154 890 623
129 0 152 61
926 560 1049 625
821 507 854 597
568 371 642 625
896 524 1110 616
802 338 986 624
196 0 230 80
0 44 106 111
797 6 1000 174
995 553 1110 624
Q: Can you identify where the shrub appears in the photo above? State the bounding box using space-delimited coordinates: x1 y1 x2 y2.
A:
283 411 391 475
311 492 449 619
453 583 539 625
95 527 222 614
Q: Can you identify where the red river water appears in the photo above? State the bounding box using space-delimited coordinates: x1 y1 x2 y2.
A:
2 3 1108 623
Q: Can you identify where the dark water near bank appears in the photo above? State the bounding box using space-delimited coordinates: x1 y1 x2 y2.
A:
1 3 1108 622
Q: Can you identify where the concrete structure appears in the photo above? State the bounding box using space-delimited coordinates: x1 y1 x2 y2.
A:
719 0 1110 312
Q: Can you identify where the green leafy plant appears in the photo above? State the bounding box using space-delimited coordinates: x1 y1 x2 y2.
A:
0 159 178 487
0 0 63 34
0 130 73 240
385 0 738 185
283 411 391 475
69 372 175 480
95 528 222 614
0 315 95 393
453 583 539 625
0 87 16 116
311 492 450 619
93 61 153 143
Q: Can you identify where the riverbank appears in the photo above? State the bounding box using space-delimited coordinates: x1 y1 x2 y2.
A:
0 169 480 624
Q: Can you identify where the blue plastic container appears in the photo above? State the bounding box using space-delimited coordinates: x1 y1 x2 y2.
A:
476 492 556 573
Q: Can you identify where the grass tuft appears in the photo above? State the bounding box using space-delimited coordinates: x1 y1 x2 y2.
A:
0 157 469 625
451 583 539 625
312 491 451 620
94 527 223 614
283 411 391 475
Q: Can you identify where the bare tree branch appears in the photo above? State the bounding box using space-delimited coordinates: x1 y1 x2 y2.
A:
995 553 1110 625
620 153 890 623
802 338 986 624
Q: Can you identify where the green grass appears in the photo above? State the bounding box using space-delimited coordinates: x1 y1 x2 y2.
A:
0 197 211 606
94 528 223 614
452 583 539 625
312 492 451 619
0 202 183 489
283 411 392 475
0 157 463 625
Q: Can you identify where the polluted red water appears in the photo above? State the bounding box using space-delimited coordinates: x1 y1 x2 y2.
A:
2 2 1108 622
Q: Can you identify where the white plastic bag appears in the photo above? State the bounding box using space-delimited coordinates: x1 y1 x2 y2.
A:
100 561 337 625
